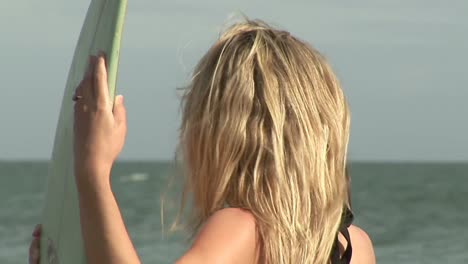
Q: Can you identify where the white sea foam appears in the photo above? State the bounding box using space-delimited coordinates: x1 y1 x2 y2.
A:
120 172 149 182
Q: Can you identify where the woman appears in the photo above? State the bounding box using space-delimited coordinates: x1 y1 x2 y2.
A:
29 20 375 264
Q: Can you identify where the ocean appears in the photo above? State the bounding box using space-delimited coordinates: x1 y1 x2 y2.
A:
0 161 467 264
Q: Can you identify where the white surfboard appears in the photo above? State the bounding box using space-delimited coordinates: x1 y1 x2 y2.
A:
41 1 127 263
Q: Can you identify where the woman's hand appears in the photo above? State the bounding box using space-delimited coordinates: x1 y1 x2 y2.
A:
73 53 127 191
29 224 41 264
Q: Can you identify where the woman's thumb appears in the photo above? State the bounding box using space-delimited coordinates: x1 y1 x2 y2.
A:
113 95 127 125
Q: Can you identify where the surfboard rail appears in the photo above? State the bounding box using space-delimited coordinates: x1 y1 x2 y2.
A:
40 1 127 263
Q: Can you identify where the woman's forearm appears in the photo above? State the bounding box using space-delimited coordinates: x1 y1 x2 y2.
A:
76 168 140 264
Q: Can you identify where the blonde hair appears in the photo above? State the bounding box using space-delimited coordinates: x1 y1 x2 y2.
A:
178 19 350 264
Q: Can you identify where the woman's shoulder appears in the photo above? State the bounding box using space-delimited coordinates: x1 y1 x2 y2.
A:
208 207 257 226
346 225 376 264
176 208 257 264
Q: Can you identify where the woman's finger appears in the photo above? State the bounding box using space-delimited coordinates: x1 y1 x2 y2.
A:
88 55 98 99
29 237 40 264
113 95 127 127
74 57 96 103
74 81 93 112
94 52 110 108
85 55 96 79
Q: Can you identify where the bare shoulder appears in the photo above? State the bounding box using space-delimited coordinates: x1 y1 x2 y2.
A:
176 208 257 264
348 225 376 264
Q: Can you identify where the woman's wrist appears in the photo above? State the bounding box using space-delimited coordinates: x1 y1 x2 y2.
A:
74 159 113 195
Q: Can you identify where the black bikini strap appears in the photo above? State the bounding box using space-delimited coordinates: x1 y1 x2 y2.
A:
340 225 353 262
331 208 354 264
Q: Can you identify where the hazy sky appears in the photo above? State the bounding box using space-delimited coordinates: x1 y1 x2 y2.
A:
1 0 467 161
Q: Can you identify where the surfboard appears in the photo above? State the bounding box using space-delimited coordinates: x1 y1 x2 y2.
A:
40 1 127 263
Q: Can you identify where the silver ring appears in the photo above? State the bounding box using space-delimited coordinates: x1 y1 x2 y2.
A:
72 95 83 102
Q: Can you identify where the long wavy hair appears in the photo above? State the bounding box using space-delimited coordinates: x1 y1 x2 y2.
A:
177 19 350 264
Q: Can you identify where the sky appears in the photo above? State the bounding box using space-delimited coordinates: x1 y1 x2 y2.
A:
0 0 467 161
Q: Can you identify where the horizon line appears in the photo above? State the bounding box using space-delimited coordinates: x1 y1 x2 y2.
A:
0 159 467 164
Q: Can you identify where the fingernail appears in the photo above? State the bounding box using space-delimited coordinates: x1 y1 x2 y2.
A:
98 50 106 59
32 224 41 236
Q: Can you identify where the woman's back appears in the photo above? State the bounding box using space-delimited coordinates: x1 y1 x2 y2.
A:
176 208 375 264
